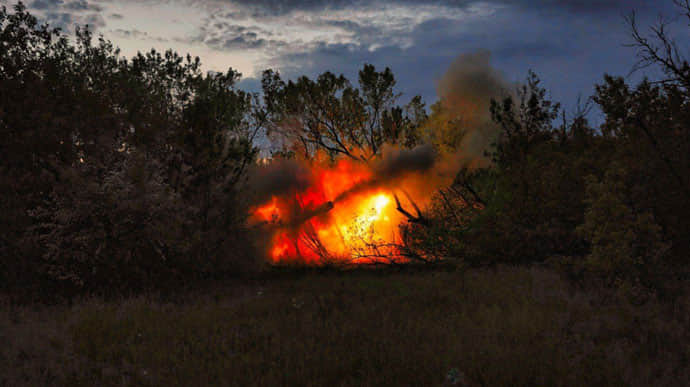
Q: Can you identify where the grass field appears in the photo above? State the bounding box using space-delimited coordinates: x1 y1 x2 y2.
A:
2 266 688 386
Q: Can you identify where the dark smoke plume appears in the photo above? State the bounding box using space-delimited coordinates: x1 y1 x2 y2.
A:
375 144 436 178
333 144 437 204
246 159 313 206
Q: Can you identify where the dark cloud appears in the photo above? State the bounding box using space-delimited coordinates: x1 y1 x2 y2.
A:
212 0 366 16
191 18 286 51
267 41 446 106
504 0 651 14
64 0 102 12
23 0 106 32
30 0 63 10
194 0 652 17
43 11 75 29
31 0 103 12
207 34 268 50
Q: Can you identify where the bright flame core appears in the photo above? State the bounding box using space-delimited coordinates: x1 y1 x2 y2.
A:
251 158 407 264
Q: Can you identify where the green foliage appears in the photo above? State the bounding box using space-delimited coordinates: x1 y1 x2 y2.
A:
418 72 598 265
26 153 192 295
577 164 671 288
417 44 689 295
594 76 690 263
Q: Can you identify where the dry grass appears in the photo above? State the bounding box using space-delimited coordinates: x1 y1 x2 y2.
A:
1 266 688 386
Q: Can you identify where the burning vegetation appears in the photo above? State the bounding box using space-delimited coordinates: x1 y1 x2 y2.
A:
246 52 510 266
248 146 439 264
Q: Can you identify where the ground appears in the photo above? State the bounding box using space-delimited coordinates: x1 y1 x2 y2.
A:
1 266 688 386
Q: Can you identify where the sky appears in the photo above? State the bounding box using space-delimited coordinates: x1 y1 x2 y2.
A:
2 0 688 117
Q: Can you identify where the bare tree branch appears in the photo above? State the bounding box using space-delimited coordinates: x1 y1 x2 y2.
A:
393 193 429 226
626 10 690 90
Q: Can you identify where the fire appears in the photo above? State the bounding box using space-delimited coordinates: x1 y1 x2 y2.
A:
250 158 409 264
255 197 280 221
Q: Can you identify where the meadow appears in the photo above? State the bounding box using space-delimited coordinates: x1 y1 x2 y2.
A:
2 266 688 386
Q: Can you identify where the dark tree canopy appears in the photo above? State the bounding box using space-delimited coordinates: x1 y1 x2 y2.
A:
0 3 259 296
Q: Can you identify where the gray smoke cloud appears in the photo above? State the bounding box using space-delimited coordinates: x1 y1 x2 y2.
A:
436 50 513 166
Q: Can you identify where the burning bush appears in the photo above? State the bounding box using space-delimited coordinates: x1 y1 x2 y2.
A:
247 147 443 265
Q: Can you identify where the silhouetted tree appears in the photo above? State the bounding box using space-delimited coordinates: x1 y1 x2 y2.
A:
260 64 425 161
0 3 259 296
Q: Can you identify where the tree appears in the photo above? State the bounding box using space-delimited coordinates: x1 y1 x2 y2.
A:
627 0 690 93
260 64 425 161
414 71 602 265
0 3 259 296
174 68 261 275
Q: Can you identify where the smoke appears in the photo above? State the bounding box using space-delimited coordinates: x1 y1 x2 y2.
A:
246 159 313 206
245 51 526 264
375 144 436 178
435 50 513 167
330 144 437 204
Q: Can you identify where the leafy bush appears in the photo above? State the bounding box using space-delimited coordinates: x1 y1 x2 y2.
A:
577 164 671 290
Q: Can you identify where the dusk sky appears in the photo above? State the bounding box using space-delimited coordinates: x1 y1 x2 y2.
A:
4 0 687 116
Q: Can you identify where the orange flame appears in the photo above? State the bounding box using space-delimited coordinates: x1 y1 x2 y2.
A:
251 157 409 265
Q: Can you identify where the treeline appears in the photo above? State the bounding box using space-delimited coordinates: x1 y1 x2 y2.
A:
1 2 689 299
1 4 261 297
411 70 689 298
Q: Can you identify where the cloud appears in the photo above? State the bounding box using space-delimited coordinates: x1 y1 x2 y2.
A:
43 11 74 29
81 12 105 28
188 0 650 17
12 0 680 117
199 0 369 16
502 0 651 14
111 28 169 42
64 0 102 12
190 21 283 50
256 0 669 120
31 0 102 12
180 0 491 57
30 0 63 10
19 0 107 32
